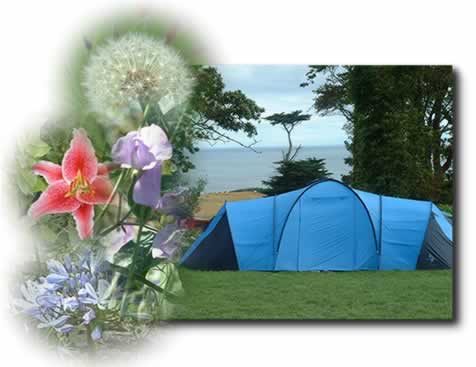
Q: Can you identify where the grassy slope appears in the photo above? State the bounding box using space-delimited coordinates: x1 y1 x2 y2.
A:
172 269 453 320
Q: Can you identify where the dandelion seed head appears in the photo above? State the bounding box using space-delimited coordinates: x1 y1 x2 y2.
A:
83 33 194 123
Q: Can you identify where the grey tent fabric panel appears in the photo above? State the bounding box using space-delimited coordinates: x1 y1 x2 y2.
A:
417 214 453 269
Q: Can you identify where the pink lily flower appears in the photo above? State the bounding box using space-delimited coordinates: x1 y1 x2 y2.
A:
28 129 114 239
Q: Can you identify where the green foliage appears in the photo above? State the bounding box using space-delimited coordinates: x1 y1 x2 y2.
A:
40 113 113 163
438 204 453 216
174 269 453 320
109 230 184 320
14 135 50 211
190 66 264 138
188 66 264 150
265 110 312 127
303 65 453 203
265 110 312 161
178 178 207 219
261 158 331 195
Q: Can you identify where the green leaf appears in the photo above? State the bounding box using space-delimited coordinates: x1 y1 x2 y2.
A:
145 265 162 285
31 176 48 192
37 224 59 242
161 160 176 176
80 114 110 160
25 140 51 158
17 167 47 195
108 263 179 300
16 152 35 169
161 174 176 192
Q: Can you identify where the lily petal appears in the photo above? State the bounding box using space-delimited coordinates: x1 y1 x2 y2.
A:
62 129 98 183
28 181 81 219
76 176 114 205
73 204 94 240
133 164 162 208
32 161 63 184
97 164 109 176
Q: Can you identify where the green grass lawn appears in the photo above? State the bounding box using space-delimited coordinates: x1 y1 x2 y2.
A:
171 269 453 320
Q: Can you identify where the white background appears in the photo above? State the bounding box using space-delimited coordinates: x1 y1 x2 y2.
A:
0 1 472 366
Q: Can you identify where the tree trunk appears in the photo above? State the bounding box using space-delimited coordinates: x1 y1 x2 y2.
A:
431 96 444 201
284 129 293 161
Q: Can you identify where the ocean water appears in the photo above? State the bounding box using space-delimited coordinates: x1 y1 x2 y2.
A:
186 145 350 193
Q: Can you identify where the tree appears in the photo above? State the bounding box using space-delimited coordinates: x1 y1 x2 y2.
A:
302 65 453 203
189 66 265 150
264 110 312 161
261 158 331 195
166 66 265 172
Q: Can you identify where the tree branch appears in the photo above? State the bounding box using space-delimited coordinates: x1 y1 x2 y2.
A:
289 144 303 160
196 120 262 153
441 146 453 173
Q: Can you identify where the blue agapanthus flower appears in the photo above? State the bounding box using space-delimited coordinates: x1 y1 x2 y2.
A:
14 251 112 341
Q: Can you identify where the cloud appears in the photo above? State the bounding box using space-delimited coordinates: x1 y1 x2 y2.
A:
198 65 346 148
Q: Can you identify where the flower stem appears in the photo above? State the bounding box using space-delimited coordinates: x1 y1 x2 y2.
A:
96 208 134 238
109 263 179 300
94 169 126 231
86 324 96 357
121 222 158 232
116 193 122 223
119 211 147 318
33 242 43 273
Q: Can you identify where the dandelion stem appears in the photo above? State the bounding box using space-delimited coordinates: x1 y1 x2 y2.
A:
139 103 150 128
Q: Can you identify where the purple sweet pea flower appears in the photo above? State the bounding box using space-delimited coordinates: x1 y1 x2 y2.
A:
104 225 136 262
112 125 172 170
132 164 163 208
156 189 188 218
152 223 185 259
112 125 172 209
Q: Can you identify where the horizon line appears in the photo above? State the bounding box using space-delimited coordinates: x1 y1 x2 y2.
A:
197 143 346 150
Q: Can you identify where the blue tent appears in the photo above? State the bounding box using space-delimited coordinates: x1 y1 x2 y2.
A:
180 179 453 271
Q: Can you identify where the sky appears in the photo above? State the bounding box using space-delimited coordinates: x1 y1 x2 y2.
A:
198 65 346 149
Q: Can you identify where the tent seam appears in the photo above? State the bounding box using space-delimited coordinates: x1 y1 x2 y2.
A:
275 179 379 260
